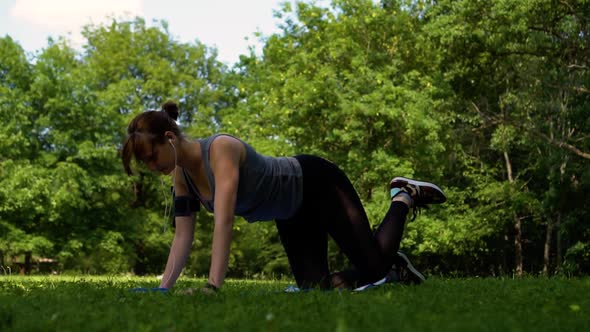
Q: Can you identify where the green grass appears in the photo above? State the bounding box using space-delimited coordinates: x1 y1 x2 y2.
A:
1 276 589 331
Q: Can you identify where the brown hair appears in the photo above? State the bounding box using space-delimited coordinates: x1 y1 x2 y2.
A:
122 100 182 175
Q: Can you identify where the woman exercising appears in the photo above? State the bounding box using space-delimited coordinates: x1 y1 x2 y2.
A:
122 101 446 292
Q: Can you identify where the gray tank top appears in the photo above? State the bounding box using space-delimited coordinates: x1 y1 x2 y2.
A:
182 134 303 223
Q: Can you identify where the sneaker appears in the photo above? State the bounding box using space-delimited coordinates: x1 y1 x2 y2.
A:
353 276 389 292
284 285 301 293
390 177 446 205
395 251 426 285
390 177 446 220
385 267 401 283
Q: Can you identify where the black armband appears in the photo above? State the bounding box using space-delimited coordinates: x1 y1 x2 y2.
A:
174 195 200 217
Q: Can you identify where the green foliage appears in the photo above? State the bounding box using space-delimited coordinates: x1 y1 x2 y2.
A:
1 1 589 277
0 18 227 275
564 242 590 277
0 222 53 258
93 231 131 274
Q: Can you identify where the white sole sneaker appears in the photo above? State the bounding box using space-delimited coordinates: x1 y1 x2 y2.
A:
397 251 426 283
284 285 301 293
390 176 446 204
353 276 389 292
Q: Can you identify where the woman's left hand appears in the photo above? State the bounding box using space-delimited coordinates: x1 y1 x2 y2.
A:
179 286 217 295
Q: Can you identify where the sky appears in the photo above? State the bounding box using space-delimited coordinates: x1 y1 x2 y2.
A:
0 0 300 65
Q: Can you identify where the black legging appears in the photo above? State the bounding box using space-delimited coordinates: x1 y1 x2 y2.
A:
275 155 409 289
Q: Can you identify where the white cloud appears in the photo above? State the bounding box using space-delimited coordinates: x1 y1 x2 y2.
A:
10 0 143 30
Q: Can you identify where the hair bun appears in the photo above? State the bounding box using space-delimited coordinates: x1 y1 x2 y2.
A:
161 100 179 121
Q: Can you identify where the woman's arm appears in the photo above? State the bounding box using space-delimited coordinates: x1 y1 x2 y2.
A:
159 216 195 289
207 136 244 289
158 166 197 289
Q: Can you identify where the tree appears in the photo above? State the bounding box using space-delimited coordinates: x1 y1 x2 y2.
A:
421 0 590 275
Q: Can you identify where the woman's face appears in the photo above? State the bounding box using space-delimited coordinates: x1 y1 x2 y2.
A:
142 140 176 175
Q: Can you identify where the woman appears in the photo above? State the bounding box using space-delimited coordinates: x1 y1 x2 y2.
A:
122 101 446 292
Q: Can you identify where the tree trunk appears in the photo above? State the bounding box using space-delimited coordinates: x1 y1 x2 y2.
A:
543 219 554 276
133 242 147 275
514 215 523 277
555 159 567 273
556 212 562 269
504 151 524 277
19 251 32 275
545 158 567 276
503 151 514 184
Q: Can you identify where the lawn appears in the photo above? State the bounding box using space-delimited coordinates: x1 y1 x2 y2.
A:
1 276 588 331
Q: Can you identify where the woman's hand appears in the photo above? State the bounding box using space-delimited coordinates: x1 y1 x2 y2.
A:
179 284 218 295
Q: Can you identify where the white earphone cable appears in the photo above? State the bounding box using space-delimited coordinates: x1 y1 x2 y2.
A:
159 141 177 233
160 140 177 288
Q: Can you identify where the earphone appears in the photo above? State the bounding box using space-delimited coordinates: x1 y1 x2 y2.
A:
161 137 177 230
168 137 177 194
159 135 178 287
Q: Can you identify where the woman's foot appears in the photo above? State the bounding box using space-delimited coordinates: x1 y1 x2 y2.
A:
390 177 446 205
394 251 426 284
